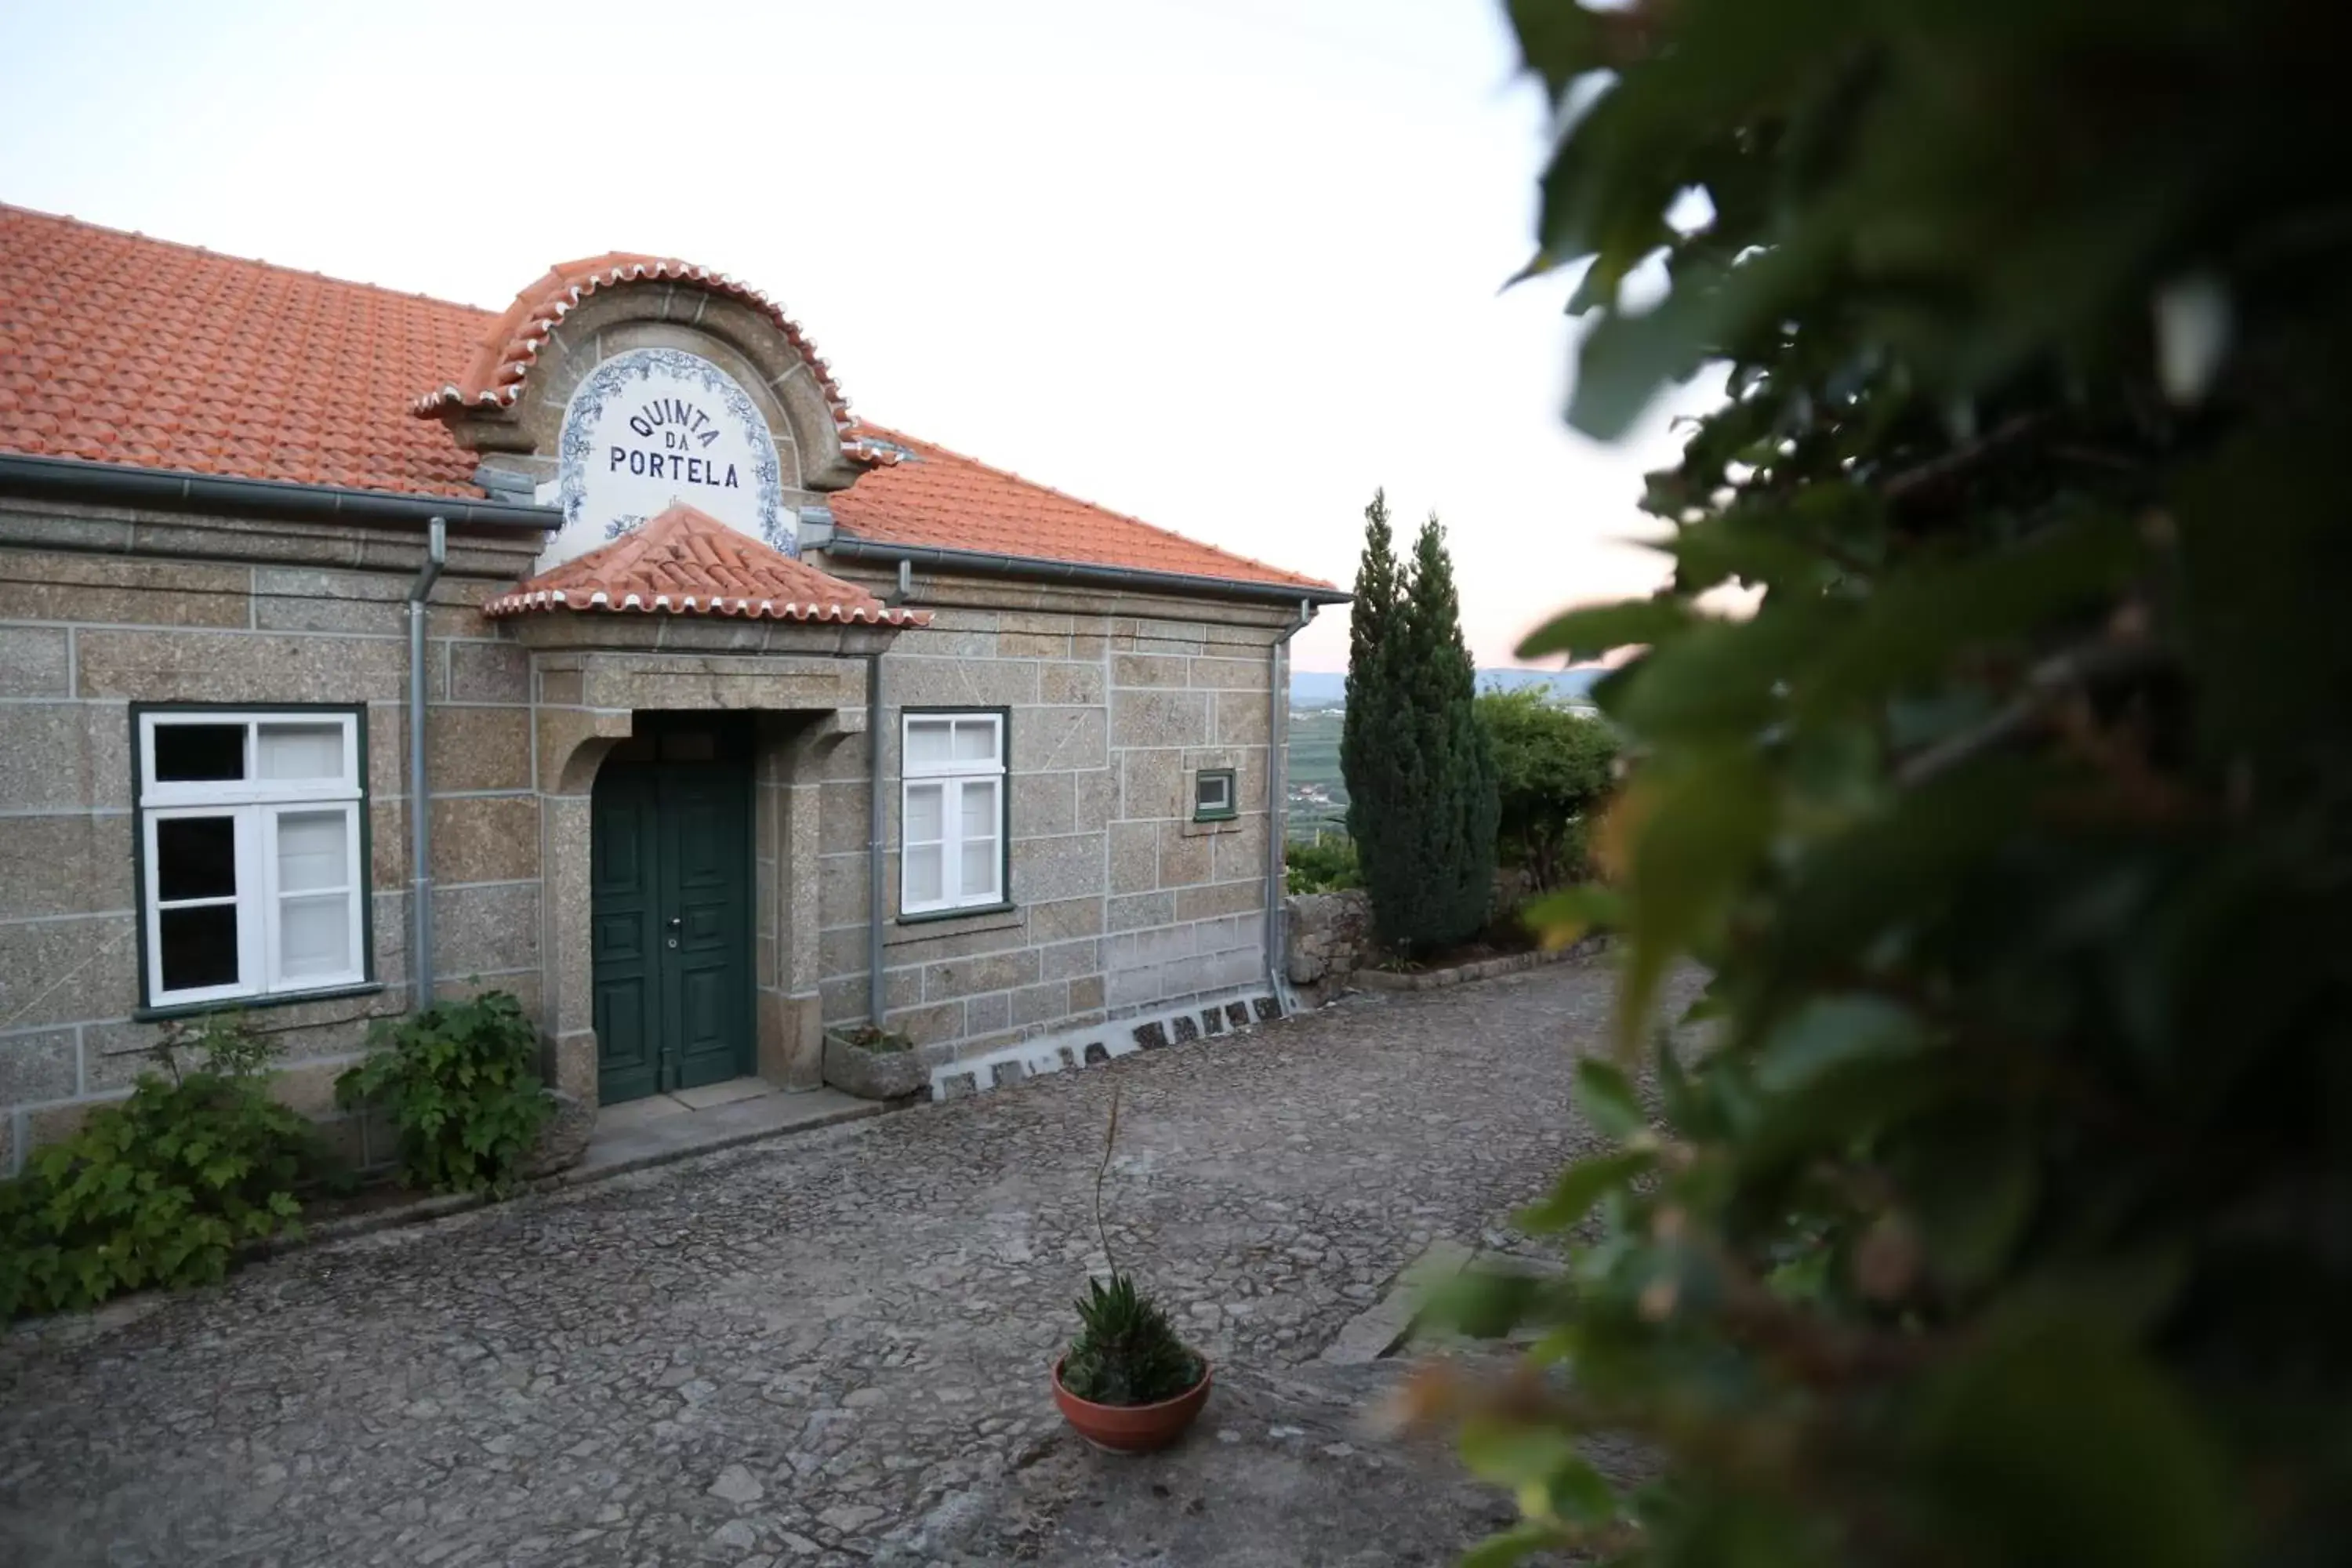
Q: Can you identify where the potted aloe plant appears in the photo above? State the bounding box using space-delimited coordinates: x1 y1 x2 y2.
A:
1051 1087 1211 1452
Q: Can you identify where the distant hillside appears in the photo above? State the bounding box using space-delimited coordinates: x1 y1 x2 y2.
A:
1289 667 1600 707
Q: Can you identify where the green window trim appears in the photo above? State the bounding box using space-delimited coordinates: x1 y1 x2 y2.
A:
1193 768 1239 822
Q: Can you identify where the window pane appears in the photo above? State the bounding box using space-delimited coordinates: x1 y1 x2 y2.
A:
257 722 344 781
905 844 944 905
960 838 998 898
906 720 953 768
275 809 349 894
278 893 350 980
953 719 998 763
159 904 240 992
153 723 244 782
155 815 238 901
905 782 945 842
960 779 998 835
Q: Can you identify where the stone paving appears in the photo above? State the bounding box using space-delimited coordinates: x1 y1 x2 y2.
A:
0 955 1695 1566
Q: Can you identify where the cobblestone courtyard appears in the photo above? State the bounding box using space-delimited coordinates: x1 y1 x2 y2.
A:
1 957 1677 1566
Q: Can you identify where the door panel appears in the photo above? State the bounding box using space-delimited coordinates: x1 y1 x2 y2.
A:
590 767 662 1106
661 762 753 1091
590 733 753 1105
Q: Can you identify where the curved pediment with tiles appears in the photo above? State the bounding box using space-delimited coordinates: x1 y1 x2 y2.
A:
415 254 884 569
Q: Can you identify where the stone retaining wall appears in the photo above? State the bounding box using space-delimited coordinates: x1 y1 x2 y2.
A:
1282 869 1550 1006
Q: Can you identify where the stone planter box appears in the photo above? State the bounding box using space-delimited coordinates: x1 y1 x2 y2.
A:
822 1032 942 1101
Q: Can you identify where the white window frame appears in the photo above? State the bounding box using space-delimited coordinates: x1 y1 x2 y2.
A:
137 710 368 1009
899 711 1007 916
1193 768 1236 821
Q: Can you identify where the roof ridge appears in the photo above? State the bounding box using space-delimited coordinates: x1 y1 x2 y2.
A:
852 423 1330 590
0 201 503 320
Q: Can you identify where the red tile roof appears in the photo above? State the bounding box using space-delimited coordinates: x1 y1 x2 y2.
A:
485 502 927 624
0 203 1336 594
410 253 864 456
0 203 485 496
830 426 1337 593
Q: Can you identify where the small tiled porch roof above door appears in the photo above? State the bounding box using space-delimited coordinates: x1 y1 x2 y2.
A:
485 503 930 625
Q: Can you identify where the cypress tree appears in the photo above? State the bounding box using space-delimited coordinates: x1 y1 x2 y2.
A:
1340 490 1401 871
1374 514 1497 949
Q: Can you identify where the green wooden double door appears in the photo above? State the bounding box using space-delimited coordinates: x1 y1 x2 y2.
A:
590 717 754 1105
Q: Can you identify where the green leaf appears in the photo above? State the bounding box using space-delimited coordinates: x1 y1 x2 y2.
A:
1566 275 1724 440
1913 1320 2234 1568
1752 995 1926 1094
1515 596 1690 662
1419 1268 1546 1341
1461 1416 1585 1488
1796 513 2143 716
1898 1116 2039 1295
1613 747 1775 1047
1573 1059 1647 1140
1741 1051 1960 1180
1520 884 1626 947
1518 1149 1658 1233
1459 1521 1564 1568
1544 1457 1621 1526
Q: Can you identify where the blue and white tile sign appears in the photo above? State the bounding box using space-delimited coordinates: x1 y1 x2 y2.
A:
545 347 790 567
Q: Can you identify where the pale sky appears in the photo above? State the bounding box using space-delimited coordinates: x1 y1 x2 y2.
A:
0 0 1702 672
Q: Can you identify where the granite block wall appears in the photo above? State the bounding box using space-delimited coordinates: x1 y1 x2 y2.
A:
0 499 546 1172
0 492 1303 1169
814 592 1290 1059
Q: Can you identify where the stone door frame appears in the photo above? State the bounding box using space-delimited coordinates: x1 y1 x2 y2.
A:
521 630 887 1119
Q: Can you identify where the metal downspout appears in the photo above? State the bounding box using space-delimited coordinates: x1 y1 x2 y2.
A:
1266 599 1312 1014
406 518 447 1012
866 648 890 1027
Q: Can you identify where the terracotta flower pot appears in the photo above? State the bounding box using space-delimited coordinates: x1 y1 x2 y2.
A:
1051 1355 1213 1453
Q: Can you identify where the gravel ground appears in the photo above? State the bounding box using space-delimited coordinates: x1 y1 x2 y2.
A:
0 953 1694 1566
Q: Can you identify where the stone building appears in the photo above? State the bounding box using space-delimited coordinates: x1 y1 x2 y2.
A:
0 205 1344 1172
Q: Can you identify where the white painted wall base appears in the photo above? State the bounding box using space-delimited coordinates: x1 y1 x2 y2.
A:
929 987 1281 1100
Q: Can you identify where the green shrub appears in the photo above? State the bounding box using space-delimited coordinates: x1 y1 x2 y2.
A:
1061 1271 1202 1406
0 1013 318 1319
1344 497 1501 952
1422 4 2352 1566
336 992 551 1196
1477 685 1617 890
1284 834 1363 895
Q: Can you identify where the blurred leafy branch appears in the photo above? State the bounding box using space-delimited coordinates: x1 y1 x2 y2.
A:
1427 2 2352 1564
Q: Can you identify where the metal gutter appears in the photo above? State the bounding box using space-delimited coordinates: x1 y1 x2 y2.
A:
406 519 448 1011
0 453 558 530
821 534 1350 608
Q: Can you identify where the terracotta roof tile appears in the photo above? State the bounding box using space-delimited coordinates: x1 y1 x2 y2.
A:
830 426 1335 593
0 204 1335 594
409 252 862 450
0 204 485 497
485 502 928 625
